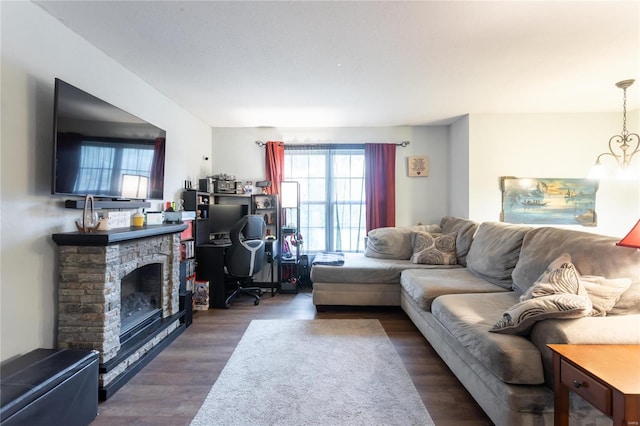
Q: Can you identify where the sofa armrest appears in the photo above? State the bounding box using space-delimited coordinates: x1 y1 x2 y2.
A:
530 314 640 387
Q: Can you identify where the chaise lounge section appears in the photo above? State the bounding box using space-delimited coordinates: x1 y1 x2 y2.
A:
311 217 640 425
311 219 477 307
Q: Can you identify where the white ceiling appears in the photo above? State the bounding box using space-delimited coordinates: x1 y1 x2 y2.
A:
35 1 640 128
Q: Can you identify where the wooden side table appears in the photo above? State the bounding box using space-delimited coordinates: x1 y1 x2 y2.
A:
548 344 640 426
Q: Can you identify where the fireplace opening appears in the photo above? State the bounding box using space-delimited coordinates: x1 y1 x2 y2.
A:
120 263 162 344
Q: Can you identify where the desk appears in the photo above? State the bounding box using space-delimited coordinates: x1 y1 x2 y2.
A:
548 344 640 426
195 240 277 308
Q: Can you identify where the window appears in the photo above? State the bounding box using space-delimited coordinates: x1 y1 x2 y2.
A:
284 145 366 253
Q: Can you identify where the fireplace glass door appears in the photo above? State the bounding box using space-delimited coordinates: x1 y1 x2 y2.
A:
120 263 162 341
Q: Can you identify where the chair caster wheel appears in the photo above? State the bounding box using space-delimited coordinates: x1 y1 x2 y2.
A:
254 299 260 306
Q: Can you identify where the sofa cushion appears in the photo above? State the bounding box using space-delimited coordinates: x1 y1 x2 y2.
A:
410 231 457 265
401 268 508 311
440 216 478 266
491 258 592 335
364 225 442 260
465 222 531 289
512 227 640 302
310 252 460 285
430 292 545 385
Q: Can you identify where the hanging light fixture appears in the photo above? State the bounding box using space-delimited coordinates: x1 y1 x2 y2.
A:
589 79 640 179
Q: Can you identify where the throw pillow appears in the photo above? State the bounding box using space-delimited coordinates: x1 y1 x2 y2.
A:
525 253 632 316
489 293 593 335
520 253 632 316
519 254 587 301
364 225 441 260
410 231 457 265
580 275 632 316
490 257 592 335
517 253 572 296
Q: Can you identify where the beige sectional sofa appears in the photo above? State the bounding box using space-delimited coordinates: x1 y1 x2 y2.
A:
310 217 640 426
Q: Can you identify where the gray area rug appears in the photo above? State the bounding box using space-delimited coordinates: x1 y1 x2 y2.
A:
191 319 434 426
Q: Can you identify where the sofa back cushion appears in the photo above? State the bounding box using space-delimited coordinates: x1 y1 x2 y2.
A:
512 227 640 314
466 222 531 289
439 217 479 266
364 224 442 260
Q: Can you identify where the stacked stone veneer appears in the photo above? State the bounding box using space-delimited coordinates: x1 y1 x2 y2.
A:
57 233 181 364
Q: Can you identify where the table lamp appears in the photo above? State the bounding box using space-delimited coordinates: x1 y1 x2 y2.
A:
617 219 640 248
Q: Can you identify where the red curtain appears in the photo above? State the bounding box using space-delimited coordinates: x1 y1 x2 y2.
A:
150 137 165 199
265 141 285 196
365 143 396 232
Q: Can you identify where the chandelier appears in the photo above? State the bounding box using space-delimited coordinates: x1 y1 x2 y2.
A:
589 79 640 179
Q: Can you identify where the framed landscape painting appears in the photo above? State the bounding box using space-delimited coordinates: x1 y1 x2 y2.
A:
500 177 598 226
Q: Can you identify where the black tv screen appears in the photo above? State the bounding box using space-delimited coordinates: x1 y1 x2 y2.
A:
51 78 166 200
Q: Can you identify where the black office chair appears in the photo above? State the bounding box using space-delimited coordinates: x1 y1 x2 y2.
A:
224 215 267 308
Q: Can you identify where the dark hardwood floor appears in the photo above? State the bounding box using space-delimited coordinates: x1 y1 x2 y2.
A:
92 289 493 426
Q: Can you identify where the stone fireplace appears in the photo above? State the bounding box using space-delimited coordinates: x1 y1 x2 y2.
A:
53 225 187 400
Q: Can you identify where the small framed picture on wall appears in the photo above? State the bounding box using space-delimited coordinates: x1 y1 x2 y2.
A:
407 156 429 177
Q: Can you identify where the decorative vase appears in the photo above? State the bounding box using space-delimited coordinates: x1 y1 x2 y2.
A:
75 195 100 233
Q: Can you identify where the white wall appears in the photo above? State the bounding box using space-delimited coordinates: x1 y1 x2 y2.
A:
211 126 450 227
211 112 640 239
466 113 640 237
0 2 212 361
449 115 470 217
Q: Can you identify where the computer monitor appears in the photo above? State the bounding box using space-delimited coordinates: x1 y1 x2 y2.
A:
208 204 247 239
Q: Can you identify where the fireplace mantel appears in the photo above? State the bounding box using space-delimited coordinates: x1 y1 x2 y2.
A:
52 223 187 246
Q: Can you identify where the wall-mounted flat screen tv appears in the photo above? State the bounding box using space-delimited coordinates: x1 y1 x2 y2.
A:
51 78 166 200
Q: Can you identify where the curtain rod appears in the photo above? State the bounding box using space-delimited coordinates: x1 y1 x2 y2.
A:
255 140 410 147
